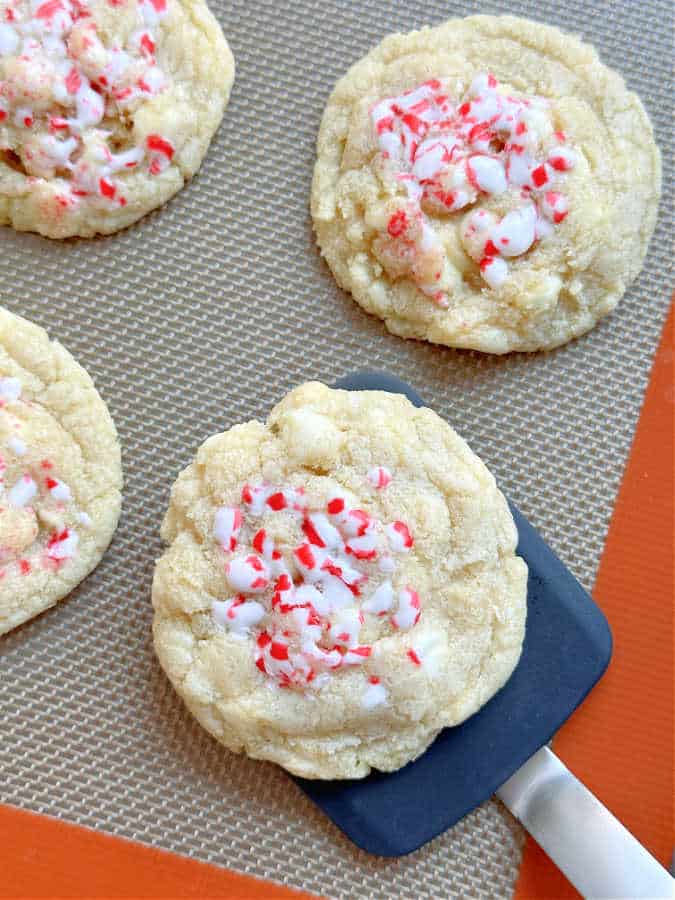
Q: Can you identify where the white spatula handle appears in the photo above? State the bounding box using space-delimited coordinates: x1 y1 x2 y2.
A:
497 746 674 899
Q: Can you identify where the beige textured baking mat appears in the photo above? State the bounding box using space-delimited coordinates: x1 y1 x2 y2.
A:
0 1 671 898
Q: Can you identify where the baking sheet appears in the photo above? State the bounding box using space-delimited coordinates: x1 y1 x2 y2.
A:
0 1 671 897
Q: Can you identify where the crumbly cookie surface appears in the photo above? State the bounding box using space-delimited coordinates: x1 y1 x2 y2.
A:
0 0 234 237
152 382 527 779
311 15 661 353
0 308 122 634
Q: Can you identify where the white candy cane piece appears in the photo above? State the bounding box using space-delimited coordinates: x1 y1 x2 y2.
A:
362 580 394 616
491 204 537 257
107 147 145 174
540 191 569 224
301 640 342 669
468 72 494 96
47 478 72 503
467 155 507 195
7 436 27 456
226 554 269 593
0 377 21 405
361 679 388 709
331 555 365 590
386 520 414 552
337 508 373 537
46 528 78 561
535 216 555 241
329 607 362 648
412 140 449 182
289 609 321 643
0 23 19 56
213 597 265 635
367 466 392 489
289 652 316 684
292 584 332 618
392 587 421 630
303 512 341 549
466 92 501 123
318 574 355 610
345 532 378 560
8 475 37 508
241 483 270 515
214 506 243 552
74 82 104 128
548 146 575 172
408 630 446 676
342 646 373 666
506 152 535 188
480 255 509 289
378 555 396 574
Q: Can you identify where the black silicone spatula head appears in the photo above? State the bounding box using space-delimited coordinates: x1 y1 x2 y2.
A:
294 372 612 857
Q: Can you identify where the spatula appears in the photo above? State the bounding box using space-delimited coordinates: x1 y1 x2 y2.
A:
295 372 673 900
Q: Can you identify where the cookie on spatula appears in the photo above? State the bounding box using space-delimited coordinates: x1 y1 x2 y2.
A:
152 381 527 778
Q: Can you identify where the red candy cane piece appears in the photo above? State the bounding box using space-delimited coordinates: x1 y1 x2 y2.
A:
340 508 372 537
294 542 317 571
542 191 570 224
139 32 155 56
35 0 63 19
342 646 372 665
302 517 325 547
46 528 79 563
548 147 575 172
269 639 289 661
99 178 116 199
146 135 175 176
387 210 409 238
65 66 82 95
531 163 549 188
146 134 174 158
266 491 287 511
407 648 422 666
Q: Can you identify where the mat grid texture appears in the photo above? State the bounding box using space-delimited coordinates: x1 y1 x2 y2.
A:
0 1 671 898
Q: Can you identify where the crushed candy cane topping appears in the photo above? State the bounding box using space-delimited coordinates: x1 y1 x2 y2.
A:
371 73 576 300
0 0 175 209
0 375 90 578
212 476 425 705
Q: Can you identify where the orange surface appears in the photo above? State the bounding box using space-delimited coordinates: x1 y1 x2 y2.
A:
0 803 316 899
515 302 675 899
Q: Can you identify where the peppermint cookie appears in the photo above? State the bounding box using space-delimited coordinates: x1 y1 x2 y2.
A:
0 0 234 237
311 15 661 353
152 382 527 779
0 308 122 634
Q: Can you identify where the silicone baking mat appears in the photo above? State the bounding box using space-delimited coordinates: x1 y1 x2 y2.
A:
0 1 671 897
